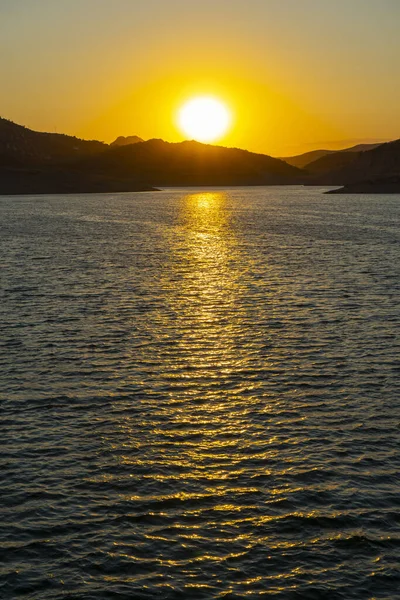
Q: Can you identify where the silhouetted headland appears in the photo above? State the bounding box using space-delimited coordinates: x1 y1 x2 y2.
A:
0 167 157 195
326 176 400 194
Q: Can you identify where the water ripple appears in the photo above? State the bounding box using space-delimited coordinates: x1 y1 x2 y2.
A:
1 188 399 598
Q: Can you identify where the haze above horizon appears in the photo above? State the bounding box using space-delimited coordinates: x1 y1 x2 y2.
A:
1 0 399 156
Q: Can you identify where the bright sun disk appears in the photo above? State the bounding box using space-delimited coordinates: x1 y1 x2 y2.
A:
178 96 231 143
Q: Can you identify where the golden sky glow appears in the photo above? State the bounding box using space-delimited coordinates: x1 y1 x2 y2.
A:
1 0 399 155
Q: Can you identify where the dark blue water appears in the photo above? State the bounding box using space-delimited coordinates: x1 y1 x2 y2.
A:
1 187 400 599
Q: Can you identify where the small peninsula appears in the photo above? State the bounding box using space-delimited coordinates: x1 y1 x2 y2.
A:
326 177 400 194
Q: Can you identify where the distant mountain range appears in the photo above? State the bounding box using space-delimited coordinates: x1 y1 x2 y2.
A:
1 117 400 194
280 143 381 169
314 139 400 188
302 151 361 177
280 140 400 192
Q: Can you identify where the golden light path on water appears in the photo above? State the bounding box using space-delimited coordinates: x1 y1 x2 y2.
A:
113 191 294 585
119 190 259 456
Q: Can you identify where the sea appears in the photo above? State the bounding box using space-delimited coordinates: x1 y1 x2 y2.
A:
1 186 400 599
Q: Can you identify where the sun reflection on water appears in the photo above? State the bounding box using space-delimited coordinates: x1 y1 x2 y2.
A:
170 192 247 376
112 190 278 550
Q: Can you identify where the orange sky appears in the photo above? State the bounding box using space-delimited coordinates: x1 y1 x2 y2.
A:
1 0 399 156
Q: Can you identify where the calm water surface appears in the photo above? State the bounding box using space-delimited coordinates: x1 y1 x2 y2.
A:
1 187 400 599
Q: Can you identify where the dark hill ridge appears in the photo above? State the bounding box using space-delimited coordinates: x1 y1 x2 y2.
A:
0 119 304 194
304 150 361 175
111 135 144 147
340 139 400 183
0 118 153 194
75 138 304 186
0 117 106 166
309 138 400 186
281 142 382 169
280 149 336 169
3 116 398 194
342 143 383 153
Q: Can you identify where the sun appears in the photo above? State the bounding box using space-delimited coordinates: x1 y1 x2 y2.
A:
177 96 232 143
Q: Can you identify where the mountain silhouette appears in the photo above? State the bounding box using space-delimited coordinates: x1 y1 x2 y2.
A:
309 139 400 186
304 151 361 176
281 143 381 169
1 119 304 193
341 143 383 153
2 117 398 194
0 118 153 193
0 117 106 166
74 138 303 186
111 135 144 147
280 149 336 168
